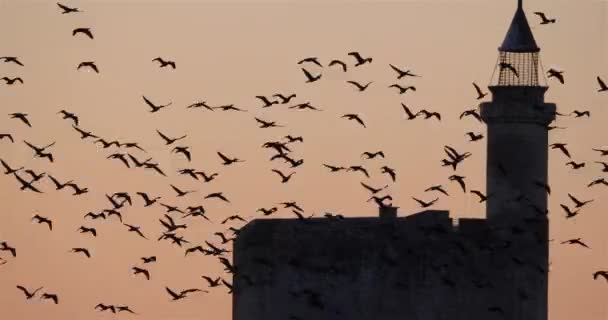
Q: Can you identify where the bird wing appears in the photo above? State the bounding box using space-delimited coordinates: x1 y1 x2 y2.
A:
217 152 230 162
533 12 547 20
598 76 607 89
473 82 483 95
16 286 29 296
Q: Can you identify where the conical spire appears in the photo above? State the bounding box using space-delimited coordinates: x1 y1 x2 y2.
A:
499 0 539 52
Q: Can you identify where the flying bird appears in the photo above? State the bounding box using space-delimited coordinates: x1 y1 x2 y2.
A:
137 192 161 207
255 117 283 128
57 3 82 13
470 190 488 203
499 62 518 77
255 95 279 108
425 185 449 196
389 84 416 94
560 238 589 248
204 192 230 203
348 52 372 66
57 110 79 126
124 224 147 239
362 151 385 159
40 293 59 304
170 184 195 197
273 93 297 104
389 64 419 79
593 270 608 282
187 101 214 111
0 133 14 143
165 287 204 301
460 109 482 122
328 59 347 72
597 76 608 92
381 166 396 182
144 96 172 113
0 56 24 66
301 68 321 83
271 169 295 183
217 151 244 165
473 82 488 100
152 57 176 69
16 286 43 299
550 143 571 158
72 27 93 39
533 12 556 24
157 130 186 145
132 267 150 280
412 197 438 208
341 114 366 128
9 113 31 127
347 80 373 92
77 61 99 73
401 104 419 120
449 175 466 192
172 146 191 161
547 68 565 84
0 241 16 257
565 161 585 169
70 247 91 258
297 57 322 67
32 214 52 230
560 204 579 219
466 132 484 142
568 193 593 208
1 77 24 85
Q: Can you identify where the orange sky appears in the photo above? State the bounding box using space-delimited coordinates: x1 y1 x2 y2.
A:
0 0 606 319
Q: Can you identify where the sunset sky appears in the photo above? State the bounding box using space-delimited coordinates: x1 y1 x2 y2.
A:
0 0 606 319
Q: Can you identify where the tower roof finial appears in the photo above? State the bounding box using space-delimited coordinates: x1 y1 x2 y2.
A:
518 0 522 10
498 0 539 52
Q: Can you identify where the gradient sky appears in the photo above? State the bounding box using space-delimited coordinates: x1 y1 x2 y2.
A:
0 0 606 319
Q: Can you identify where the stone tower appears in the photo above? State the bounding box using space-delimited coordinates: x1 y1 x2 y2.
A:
480 0 554 319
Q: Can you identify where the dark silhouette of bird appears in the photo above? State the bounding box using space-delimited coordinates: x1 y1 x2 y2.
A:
570 110 590 117
297 57 322 67
0 56 24 66
592 148 608 156
473 82 488 100
460 109 483 122
417 109 441 121
170 184 195 197
595 161 608 172
389 84 416 94
9 113 31 127
152 57 176 69
65 182 89 196
214 232 235 244
284 135 303 143
273 93 297 104
124 224 147 239
2 77 23 85
107 153 130 168
157 130 186 145
289 102 322 111
470 190 488 202
301 68 321 83
48 175 74 190
257 207 278 216
213 104 247 112
70 247 91 258
0 133 13 143
565 161 585 169
547 68 565 84
368 195 393 207
16 286 43 299
57 2 81 13
197 171 219 182
597 76 608 92
141 256 156 263
425 185 449 196
0 241 16 257
360 182 387 195
172 146 191 161
499 62 518 77
362 151 385 159
72 125 98 140
23 140 55 162
165 287 204 301
533 12 556 24
560 204 579 219
255 95 279 108
328 59 347 72
32 214 52 230
205 192 230 203
77 61 99 73
187 101 214 111
137 192 161 207
25 169 45 182
13 173 43 193
401 103 420 120
466 132 484 142
104 209 123 222
144 96 172 113
221 215 247 224
381 166 396 182
132 267 150 280
412 197 438 208
217 151 244 165
348 52 372 66
255 117 283 128
160 203 185 214
587 177 608 188
117 306 136 314
593 270 608 282
121 142 146 152
202 276 221 287
95 304 116 313
78 226 97 237
389 64 419 79
55 110 78 126
347 80 373 92
272 169 295 183
550 143 571 158
348 165 369 178
560 238 589 248
568 193 593 208
127 154 152 168
449 175 466 192
72 27 93 39
341 114 366 127
40 293 59 304
84 211 106 220
323 164 345 172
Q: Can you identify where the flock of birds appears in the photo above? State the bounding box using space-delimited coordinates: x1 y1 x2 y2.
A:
0 2 607 318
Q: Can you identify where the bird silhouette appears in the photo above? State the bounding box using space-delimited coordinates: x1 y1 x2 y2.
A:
401 104 419 120
255 117 283 128
257 207 278 216
412 197 438 208
547 68 565 84
425 185 449 196
132 267 150 280
0 241 16 257
560 238 589 248
499 62 518 77
389 64 419 79
72 27 93 39
389 84 416 94
165 287 204 301
170 184 195 197
348 52 372 66
360 182 387 194
470 190 488 202
565 161 585 169
141 256 156 263
70 247 91 258
533 12 556 24
381 166 396 182
144 96 172 113
95 304 116 313
107 153 130 168
348 165 369 178
473 82 488 100
587 177 608 188
593 270 608 282
284 135 303 143
271 169 295 183
152 57 176 69
202 276 221 287
13 173 43 193
221 215 247 224
2 77 24 85
362 151 385 159
568 193 593 208
137 192 161 207
597 76 608 92
255 95 279 108
301 68 321 83
416 109 441 121
273 93 297 104
550 143 571 158
217 151 244 165
289 102 322 111
32 214 52 230
347 80 373 92
0 133 14 143
157 130 186 145
560 204 579 219
16 286 43 299
77 61 99 73
460 109 483 122
55 110 79 126
72 125 98 140
323 164 345 172
570 110 590 118
84 211 106 220
466 132 484 142
341 114 366 128
57 2 81 13
213 104 247 112
124 224 147 239
328 59 347 72
0 56 24 66
40 293 59 304
78 226 97 237
172 146 191 161
449 175 467 192
9 113 31 127
205 192 230 203
187 101 214 111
